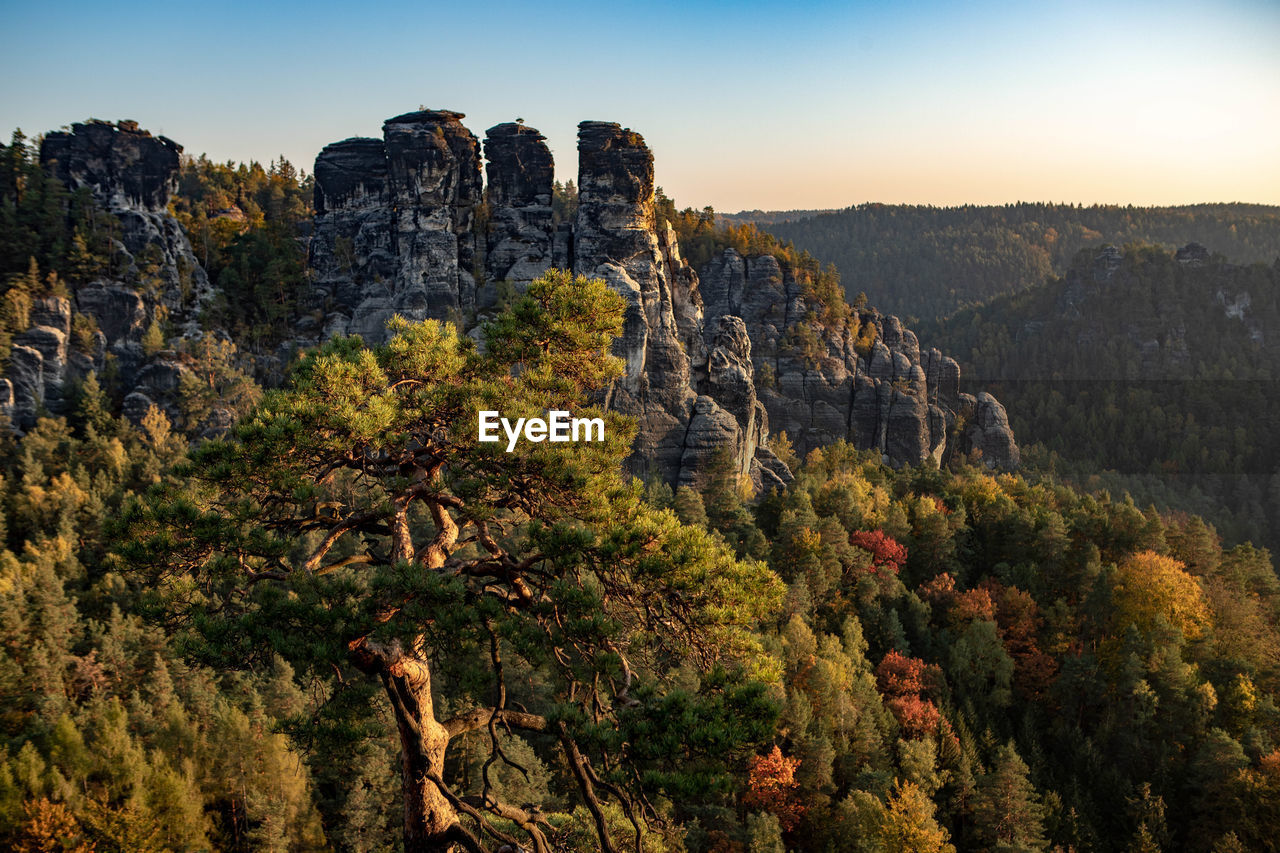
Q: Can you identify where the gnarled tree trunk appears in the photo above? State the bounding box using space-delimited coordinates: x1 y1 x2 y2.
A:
351 636 468 852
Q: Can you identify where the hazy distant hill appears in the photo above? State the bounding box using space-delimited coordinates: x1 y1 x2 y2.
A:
718 208 839 225
923 241 1280 550
752 202 1280 321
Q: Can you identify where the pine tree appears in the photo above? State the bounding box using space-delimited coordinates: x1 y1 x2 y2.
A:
971 742 1047 852
745 811 785 853
673 485 708 528
882 780 956 853
71 373 114 439
118 270 783 853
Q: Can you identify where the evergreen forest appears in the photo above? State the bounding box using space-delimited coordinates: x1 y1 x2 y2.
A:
0 129 1277 852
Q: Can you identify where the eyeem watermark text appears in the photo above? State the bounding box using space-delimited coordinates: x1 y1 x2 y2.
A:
478 410 605 452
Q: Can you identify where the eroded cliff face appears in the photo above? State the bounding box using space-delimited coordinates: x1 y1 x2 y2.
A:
699 250 1018 469
309 137 395 341
570 122 788 488
41 121 213 333
17 113 1016 482
482 122 554 297
310 111 482 341
0 120 214 431
310 108 1017 484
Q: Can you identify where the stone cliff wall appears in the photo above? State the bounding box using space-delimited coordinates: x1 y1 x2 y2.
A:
570 122 788 488
310 111 482 341
0 120 214 431
310 108 1018 484
11 113 1017 483
698 250 1018 469
482 122 554 297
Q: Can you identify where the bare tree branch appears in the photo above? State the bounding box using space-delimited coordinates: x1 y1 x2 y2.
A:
442 709 549 739
558 723 619 853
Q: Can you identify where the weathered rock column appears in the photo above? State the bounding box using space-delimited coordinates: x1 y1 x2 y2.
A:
311 137 395 340
573 122 701 483
482 122 554 303
310 110 484 342
384 110 482 324
571 122 788 489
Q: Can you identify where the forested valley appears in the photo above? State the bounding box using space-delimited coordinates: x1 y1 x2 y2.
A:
0 127 1278 853
921 243 1280 557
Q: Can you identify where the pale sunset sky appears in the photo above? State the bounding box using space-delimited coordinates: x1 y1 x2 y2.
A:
2 0 1277 211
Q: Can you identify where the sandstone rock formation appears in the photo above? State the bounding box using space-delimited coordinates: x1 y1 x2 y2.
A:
4 113 1018 476
41 120 212 337
0 121 213 431
308 137 395 340
482 123 554 299
570 121 786 488
7 296 74 424
698 249 1019 469
310 111 482 341
309 108 1019 483
42 119 180 211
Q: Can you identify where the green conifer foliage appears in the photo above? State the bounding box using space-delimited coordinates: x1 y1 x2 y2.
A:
118 270 784 852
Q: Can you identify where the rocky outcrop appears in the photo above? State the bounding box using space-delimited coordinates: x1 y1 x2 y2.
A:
697 248 1018 470
964 392 1020 468
573 121 690 481
386 110 482 321
483 123 554 299
311 109 1018 483
40 121 212 338
310 137 396 340
42 119 180 211
572 122 786 488
1176 242 1211 265
310 111 482 342
75 283 147 365
7 346 45 428
0 121 219 431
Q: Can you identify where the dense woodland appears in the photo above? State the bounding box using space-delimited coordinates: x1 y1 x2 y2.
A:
755 203 1280 321
923 244 1280 555
718 211 839 227
168 153 312 352
0 131 311 373
0 132 1277 851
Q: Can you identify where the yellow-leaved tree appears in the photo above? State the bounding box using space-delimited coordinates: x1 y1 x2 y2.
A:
1111 550 1211 643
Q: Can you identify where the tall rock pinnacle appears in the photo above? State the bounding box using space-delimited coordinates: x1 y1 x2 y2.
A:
310 111 482 341
482 122 554 296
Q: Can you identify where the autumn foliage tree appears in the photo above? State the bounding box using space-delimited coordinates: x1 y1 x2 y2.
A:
849 530 908 578
875 651 943 738
743 746 805 833
1111 550 1212 643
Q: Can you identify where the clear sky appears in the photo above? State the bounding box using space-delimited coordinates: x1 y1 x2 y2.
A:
2 0 1277 211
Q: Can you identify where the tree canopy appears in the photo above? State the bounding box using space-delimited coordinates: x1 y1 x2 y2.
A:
116 269 784 852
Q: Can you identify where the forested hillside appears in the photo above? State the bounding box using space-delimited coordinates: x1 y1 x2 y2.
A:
923 243 1280 553
1 125 1278 852
4 384 1278 851
168 153 312 352
754 203 1280 320
718 210 839 227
